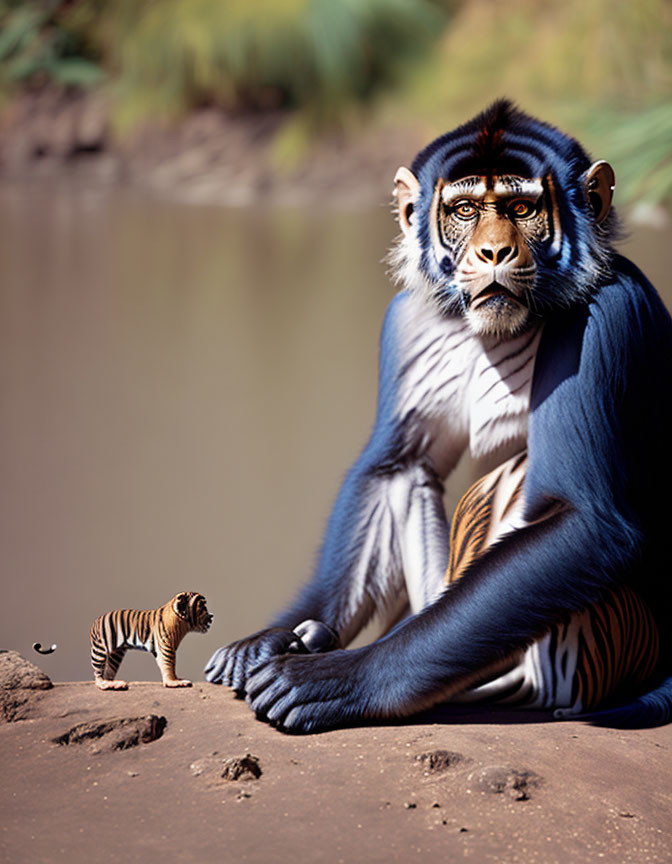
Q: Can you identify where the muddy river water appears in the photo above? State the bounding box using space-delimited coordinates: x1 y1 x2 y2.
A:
1 179 669 682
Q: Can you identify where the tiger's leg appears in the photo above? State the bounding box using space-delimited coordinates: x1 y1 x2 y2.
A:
92 647 129 690
156 644 192 688
90 616 130 690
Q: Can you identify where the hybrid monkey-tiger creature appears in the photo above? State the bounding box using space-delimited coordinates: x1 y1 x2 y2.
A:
91 592 212 690
206 101 672 731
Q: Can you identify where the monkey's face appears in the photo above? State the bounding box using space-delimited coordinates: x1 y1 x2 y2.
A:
432 175 551 337
393 169 561 339
390 104 616 340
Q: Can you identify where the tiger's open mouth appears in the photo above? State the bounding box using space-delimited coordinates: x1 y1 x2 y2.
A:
199 613 213 632
470 281 525 311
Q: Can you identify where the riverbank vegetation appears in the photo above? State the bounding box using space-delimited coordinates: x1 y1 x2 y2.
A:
0 0 669 206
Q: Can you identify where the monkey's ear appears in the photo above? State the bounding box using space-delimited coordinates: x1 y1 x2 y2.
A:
394 167 421 235
585 161 615 224
173 592 190 619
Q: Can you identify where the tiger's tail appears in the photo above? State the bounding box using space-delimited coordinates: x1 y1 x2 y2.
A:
584 675 672 729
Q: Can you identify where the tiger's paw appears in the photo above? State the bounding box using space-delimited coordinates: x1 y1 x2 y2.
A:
95 679 129 691
163 678 192 688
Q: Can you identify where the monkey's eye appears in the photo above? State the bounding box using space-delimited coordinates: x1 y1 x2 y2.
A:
451 200 479 220
508 199 536 219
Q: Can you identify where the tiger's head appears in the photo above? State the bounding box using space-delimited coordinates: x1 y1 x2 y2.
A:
172 592 213 633
389 100 617 339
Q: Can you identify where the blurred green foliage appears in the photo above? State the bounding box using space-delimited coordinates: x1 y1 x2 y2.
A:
397 0 670 118
584 104 672 207
91 0 447 131
0 0 669 205
0 0 102 94
391 0 672 206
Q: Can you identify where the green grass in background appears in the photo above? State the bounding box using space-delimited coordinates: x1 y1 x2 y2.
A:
80 0 446 130
0 0 102 99
0 0 669 206
387 0 671 207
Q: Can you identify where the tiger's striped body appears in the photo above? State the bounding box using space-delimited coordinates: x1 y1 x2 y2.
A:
447 454 660 715
90 592 212 690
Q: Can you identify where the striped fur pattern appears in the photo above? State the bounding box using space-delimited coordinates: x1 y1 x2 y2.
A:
446 454 660 715
90 592 212 690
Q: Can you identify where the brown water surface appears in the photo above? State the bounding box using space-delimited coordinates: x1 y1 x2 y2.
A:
1 179 669 683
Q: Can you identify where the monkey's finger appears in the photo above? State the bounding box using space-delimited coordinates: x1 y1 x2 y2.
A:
203 647 223 676
249 680 294 721
204 646 233 682
216 642 251 686
279 699 344 733
219 646 239 682
230 647 253 692
265 690 306 726
245 663 288 716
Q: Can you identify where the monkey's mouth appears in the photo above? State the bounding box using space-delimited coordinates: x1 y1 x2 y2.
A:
470 282 525 311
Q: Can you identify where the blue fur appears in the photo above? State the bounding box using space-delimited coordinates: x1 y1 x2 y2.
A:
206 105 671 731
260 260 672 728
399 259 672 711
586 676 672 728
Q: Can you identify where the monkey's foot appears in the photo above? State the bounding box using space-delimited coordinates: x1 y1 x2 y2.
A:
95 679 129 691
204 628 305 691
163 678 192 688
245 648 379 733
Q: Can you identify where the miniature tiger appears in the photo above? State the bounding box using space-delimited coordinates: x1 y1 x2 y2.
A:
90 592 213 690
447 453 660 716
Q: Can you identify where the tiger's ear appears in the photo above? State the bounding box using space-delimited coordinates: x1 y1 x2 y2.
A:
394 167 421 235
585 161 615 224
173 592 190 620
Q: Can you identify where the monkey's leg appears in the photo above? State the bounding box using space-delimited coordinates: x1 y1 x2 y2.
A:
93 647 129 690
206 463 451 690
397 463 452 613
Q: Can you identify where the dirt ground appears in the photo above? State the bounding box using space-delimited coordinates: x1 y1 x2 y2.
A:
1 664 671 864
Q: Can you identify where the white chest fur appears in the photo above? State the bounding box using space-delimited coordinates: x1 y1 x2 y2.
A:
392 293 541 473
467 327 542 459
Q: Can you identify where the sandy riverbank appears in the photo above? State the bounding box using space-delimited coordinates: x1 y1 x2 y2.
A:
1 652 670 864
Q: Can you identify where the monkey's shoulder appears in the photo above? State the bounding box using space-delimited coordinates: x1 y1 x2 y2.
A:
541 258 672 380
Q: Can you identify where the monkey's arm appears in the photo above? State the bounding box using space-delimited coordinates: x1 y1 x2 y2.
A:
245 267 672 730
205 292 470 688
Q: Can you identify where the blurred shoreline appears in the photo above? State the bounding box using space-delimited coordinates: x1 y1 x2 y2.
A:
1 0 669 214
3 88 669 229
0 88 427 209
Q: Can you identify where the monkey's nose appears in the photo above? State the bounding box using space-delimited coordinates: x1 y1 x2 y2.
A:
479 245 515 264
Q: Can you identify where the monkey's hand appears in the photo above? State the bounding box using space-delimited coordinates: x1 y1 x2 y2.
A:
245 645 415 733
204 628 305 692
